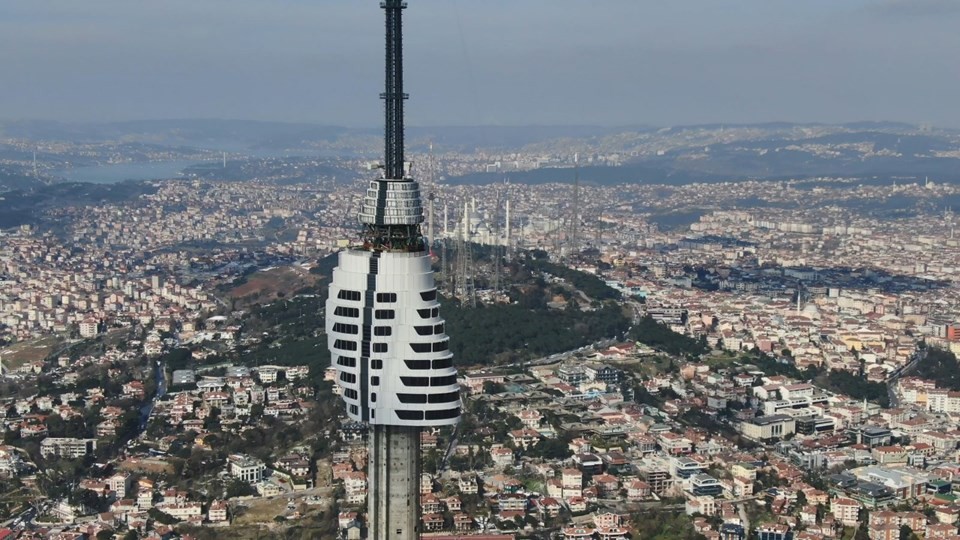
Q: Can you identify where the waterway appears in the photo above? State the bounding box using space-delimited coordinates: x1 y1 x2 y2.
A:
52 160 202 184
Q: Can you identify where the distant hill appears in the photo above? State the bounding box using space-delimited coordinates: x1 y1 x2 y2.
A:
449 124 960 185
0 182 158 229
4 119 960 185
0 119 637 153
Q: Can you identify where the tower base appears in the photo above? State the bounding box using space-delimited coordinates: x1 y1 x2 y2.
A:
368 425 421 539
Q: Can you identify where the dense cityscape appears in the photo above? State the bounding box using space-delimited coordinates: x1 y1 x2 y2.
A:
0 119 959 540
4 1 960 539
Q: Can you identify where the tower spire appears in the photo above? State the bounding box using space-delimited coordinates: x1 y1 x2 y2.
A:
382 0 408 181
357 1 422 251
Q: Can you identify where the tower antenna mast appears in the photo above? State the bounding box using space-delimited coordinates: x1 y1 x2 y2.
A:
570 152 581 256
382 0 408 181
358 0 423 252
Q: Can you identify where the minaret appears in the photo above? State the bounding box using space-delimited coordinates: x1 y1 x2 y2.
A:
505 199 511 248
443 202 449 238
569 152 580 255
326 2 460 538
428 192 436 249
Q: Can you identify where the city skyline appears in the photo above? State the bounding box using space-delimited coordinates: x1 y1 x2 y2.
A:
1 0 960 127
7 1 960 538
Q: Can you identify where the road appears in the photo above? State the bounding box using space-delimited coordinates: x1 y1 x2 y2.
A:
887 348 925 408
738 500 751 537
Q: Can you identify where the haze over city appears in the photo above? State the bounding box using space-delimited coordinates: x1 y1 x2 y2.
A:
2 0 960 126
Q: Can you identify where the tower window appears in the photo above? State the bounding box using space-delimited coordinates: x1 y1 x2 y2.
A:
371 359 383 369
432 340 449 352
337 290 362 301
430 375 457 387
376 293 397 303
428 391 460 403
333 323 359 334
372 343 388 353
337 356 357 367
432 358 452 369
420 289 437 301
414 325 433 336
401 376 429 387
398 393 427 404
375 309 395 319
433 323 444 334
404 359 431 370
425 408 459 420
410 343 431 353
417 308 432 319
339 372 357 384
371 376 380 386
344 389 358 400
333 339 357 351
374 326 393 336
334 306 360 318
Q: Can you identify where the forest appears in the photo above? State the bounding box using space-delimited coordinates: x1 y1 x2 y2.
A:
819 369 889 407
628 316 708 358
443 299 630 366
913 346 960 390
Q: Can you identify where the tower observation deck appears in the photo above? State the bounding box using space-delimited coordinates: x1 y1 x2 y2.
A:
326 1 461 538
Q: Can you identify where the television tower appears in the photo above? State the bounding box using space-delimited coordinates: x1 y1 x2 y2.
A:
568 153 581 256
326 2 461 538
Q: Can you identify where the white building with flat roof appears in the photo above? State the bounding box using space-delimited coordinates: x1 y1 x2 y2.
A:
228 454 265 483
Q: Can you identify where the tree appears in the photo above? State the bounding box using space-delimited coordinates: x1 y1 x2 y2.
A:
900 525 920 540
915 347 960 390
148 507 178 525
819 369 889 407
225 478 256 499
628 316 708 358
423 449 441 475
526 438 572 460
482 381 506 395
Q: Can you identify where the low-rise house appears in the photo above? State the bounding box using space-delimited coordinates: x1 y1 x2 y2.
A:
207 500 228 523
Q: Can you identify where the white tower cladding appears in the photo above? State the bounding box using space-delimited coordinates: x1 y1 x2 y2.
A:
326 245 460 426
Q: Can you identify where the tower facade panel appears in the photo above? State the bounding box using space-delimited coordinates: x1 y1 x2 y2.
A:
327 247 461 427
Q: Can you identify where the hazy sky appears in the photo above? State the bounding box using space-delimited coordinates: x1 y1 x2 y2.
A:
1 0 959 127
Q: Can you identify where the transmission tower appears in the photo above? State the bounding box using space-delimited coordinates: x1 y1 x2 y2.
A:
427 192 436 249
441 236 452 294
552 211 565 258
455 203 476 307
568 153 581 257
493 188 503 292
596 208 604 247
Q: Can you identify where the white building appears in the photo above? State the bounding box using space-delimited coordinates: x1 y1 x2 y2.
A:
228 454 265 483
155 502 203 521
39 437 97 459
78 318 100 338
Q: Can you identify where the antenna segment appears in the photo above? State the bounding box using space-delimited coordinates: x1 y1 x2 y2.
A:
382 0 408 180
